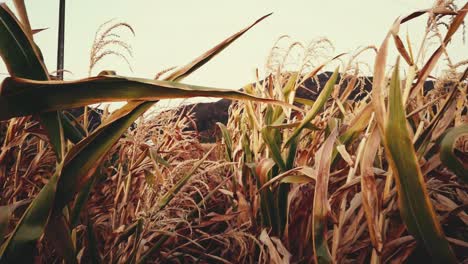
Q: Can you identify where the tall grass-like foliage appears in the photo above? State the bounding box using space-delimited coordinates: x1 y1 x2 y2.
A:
219 2 467 263
0 3 281 262
1 1 467 263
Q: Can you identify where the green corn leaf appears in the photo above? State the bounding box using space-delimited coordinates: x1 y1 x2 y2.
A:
285 136 298 170
440 125 468 182
0 75 295 121
383 59 456 263
339 103 373 145
0 200 29 245
148 149 170 167
70 172 98 227
0 173 59 263
54 102 150 211
0 207 11 245
261 127 287 172
285 67 339 146
282 72 299 100
217 122 233 162
0 3 80 159
0 4 48 80
294 97 315 106
331 103 373 163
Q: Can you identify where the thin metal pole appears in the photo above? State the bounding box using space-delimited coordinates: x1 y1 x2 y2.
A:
57 0 65 80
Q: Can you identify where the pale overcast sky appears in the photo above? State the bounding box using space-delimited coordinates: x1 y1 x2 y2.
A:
1 0 466 109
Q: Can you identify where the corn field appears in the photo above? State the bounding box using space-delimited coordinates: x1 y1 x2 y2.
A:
0 1 467 263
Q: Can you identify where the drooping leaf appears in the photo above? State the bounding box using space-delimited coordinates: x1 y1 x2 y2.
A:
409 3 468 98
440 125 468 182
259 166 315 191
0 75 295 121
332 103 374 163
311 128 338 264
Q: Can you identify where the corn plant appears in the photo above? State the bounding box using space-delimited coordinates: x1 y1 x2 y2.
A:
0 3 291 262
219 2 467 263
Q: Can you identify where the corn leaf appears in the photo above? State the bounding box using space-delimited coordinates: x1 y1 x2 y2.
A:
165 13 271 82
440 125 468 182
217 122 233 162
0 75 294 121
0 173 58 263
44 215 77 264
0 200 29 245
360 127 383 253
0 4 47 80
70 173 98 227
383 60 456 263
259 166 315 191
294 97 315 106
0 3 66 158
409 3 468 98
414 67 467 155
262 127 287 172
12 0 32 37
53 102 149 211
332 103 374 163
286 67 339 146
312 128 338 264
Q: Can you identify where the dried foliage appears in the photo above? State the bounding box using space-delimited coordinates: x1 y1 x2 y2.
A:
1 1 467 264
88 19 135 76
